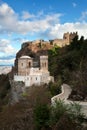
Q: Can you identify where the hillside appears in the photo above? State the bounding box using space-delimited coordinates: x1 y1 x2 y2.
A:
11 35 87 101
48 35 87 101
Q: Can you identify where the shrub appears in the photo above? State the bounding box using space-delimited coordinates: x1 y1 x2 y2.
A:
34 104 50 130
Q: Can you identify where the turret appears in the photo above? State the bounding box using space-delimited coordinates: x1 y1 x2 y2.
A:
18 55 33 75
40 56 48 71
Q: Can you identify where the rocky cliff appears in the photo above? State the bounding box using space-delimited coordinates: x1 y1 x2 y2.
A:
10 40 53 78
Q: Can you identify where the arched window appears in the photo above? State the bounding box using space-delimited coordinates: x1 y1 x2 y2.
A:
29 62 31 67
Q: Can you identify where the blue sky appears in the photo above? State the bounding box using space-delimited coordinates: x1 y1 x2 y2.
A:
0 0 87 65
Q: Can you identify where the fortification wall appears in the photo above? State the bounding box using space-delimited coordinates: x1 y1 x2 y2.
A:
52 39 69 47
21 32 78 50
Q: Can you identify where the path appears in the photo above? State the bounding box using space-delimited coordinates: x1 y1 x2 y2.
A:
51 84 87 118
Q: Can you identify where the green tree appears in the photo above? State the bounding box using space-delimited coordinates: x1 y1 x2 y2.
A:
49 100 84 128
49 100 68 126
67 102 85 123
34 104 50 130
48 79 61 96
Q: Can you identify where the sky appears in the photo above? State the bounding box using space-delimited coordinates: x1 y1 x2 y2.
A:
0 0 87 65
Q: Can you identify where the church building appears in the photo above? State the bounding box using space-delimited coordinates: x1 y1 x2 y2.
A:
14 55 54 87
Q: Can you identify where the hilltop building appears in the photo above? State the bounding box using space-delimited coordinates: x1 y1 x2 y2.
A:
50 32 78 47
14 55 54 87
21 32 78 49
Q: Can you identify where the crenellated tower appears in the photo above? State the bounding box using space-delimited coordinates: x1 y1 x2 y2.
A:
63 32 78 44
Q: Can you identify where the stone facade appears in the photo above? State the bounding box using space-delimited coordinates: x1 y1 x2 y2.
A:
14 55 54 87
18 56 33 76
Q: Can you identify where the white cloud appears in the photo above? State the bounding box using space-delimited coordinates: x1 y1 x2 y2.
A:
0 2 87 40
0 38 17 65
45 22 87 39
1 3 87 65
0 3 61 34
22 11 35 20
1 2 86 39
0 3 18 33
0 39 16 54
16 13 61 35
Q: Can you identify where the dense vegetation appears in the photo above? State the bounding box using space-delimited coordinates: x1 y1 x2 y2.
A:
0 74 11 108
48 35 87 101
34 100 85 130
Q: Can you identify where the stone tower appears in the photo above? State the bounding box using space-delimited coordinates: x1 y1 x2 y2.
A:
18 55 33 75
62 32 70 46
69 32 78 42
63 32 78 44
40 56 48 71
63 32 70 42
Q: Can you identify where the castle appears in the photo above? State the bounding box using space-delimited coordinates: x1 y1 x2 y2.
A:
21 32 78 50
50 32 78 47
13 32 77 87
14 55 54 87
